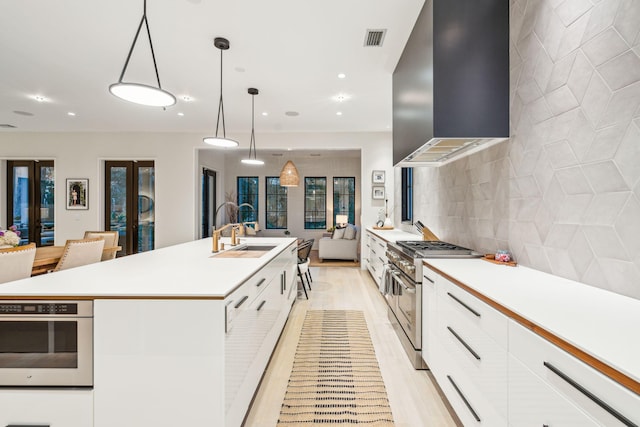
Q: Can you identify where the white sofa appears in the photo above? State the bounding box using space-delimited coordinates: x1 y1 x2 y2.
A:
318 225 360 262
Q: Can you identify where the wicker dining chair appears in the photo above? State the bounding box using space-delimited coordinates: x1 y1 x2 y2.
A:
53 237 105 272
0 243 36 284
83 230 119 260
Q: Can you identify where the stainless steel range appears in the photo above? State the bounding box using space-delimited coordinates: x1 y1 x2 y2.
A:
384 240 481 369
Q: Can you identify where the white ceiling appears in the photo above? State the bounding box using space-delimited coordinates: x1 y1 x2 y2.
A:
0 0 424 134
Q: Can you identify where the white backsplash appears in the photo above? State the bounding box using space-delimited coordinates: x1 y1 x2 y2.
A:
401 0 640 300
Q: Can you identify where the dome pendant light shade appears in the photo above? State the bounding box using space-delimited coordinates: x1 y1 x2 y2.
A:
203 37 239 148
279 160 300 187
241 88 264 165
109 0 176 107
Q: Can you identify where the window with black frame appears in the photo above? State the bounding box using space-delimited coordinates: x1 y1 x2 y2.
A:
237 177 258 222
304 177 326 229
333 177 355 226
265 177 287 229
401 167 413 223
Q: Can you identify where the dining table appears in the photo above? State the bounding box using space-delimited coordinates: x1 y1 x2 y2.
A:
32 245 122 276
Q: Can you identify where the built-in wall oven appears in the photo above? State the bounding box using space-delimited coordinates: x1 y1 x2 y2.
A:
0 300 93 387
385 241 481 370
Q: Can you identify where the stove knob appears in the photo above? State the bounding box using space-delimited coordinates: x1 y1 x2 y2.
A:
406 264 416 275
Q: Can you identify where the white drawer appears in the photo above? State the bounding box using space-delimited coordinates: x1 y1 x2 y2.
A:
436 301 508 418
508 354 599 427
0 389 93 427
430 337 507 427
509 320 640 427
437 276 508 349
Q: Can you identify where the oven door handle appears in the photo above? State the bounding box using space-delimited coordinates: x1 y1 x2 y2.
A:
391 271 416 294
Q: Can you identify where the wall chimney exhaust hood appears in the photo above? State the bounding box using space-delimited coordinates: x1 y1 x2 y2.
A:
392 0 509 167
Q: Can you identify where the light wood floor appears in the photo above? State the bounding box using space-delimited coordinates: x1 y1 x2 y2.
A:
244 267 459 427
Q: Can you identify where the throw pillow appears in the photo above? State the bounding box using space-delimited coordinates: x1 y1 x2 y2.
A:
332 228 346 239
343 224 357 240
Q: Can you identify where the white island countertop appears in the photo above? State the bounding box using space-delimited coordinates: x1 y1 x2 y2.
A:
424 258 640 391
0 237 297 299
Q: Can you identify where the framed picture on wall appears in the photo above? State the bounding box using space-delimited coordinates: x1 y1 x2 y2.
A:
372 186 385 200
66 178 89 210
372 170 385 184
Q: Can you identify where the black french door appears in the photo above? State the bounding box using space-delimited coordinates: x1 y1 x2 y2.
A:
201 168 217 238
105 161 155 256
6 160 55 246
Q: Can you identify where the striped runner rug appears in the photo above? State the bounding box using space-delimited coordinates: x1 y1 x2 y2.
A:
277 310 395 426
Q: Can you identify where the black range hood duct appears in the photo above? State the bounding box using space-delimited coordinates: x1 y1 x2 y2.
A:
393 0 510 166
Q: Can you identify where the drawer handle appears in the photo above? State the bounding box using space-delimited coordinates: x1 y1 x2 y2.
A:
543 362 637 427
423 275 434 284
447 326 481 361
371 249 377 255
291 246 297 253
234 295 249 309
448 292 481 317
257 300 266 311
256 278 266 287
6 425 50 427
447 375 481 422
371 265 376 272
378 256 384 263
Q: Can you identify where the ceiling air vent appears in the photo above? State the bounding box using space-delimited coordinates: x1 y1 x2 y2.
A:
364 29 386 47
0 124 17 128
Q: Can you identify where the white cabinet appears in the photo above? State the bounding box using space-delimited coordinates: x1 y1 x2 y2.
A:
426 267 640 427
0 389 93 427
365 231 387 287
94 241 298 427
421 266 437 367
431 275 508 426
509 320 640 427
508 354 600 427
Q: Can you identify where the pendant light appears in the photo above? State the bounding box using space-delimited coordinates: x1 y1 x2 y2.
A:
109 0 176 107
241 88 264 165
203 37 238 148
279 160 300 187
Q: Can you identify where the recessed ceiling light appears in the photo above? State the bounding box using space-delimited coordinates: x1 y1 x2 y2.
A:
13 110 34 116
332 93 350 102
177 112 185 116
34 95 46 102
338 73 346 79
181 95 193 102
262 112 268 116
285 111 299 117
67 112 76 116
336 111 343 116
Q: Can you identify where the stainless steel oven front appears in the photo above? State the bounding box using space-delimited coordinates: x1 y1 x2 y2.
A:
386 265 425 369
0 300 93 387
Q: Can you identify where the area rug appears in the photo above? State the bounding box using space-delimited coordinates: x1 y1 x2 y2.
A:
309 250 360 268
277 310 395 426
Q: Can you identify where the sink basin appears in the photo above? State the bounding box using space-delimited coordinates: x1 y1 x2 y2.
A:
211 244 277 258
233 245 277 251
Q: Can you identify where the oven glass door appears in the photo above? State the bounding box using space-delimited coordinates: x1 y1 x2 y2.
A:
0 317 93 386
391 270 420 348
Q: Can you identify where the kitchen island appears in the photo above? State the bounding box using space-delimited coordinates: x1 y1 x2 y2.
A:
0 237 298 427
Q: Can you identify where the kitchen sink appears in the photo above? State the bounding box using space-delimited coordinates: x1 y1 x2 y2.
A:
212 244 277 258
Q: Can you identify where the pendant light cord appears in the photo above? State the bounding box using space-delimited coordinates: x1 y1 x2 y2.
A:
249 93 256 159
215 48 226 138
117 0 163 89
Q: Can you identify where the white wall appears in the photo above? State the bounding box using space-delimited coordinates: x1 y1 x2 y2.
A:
1 131 393 260
217 150 361 248
400 0 640 300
